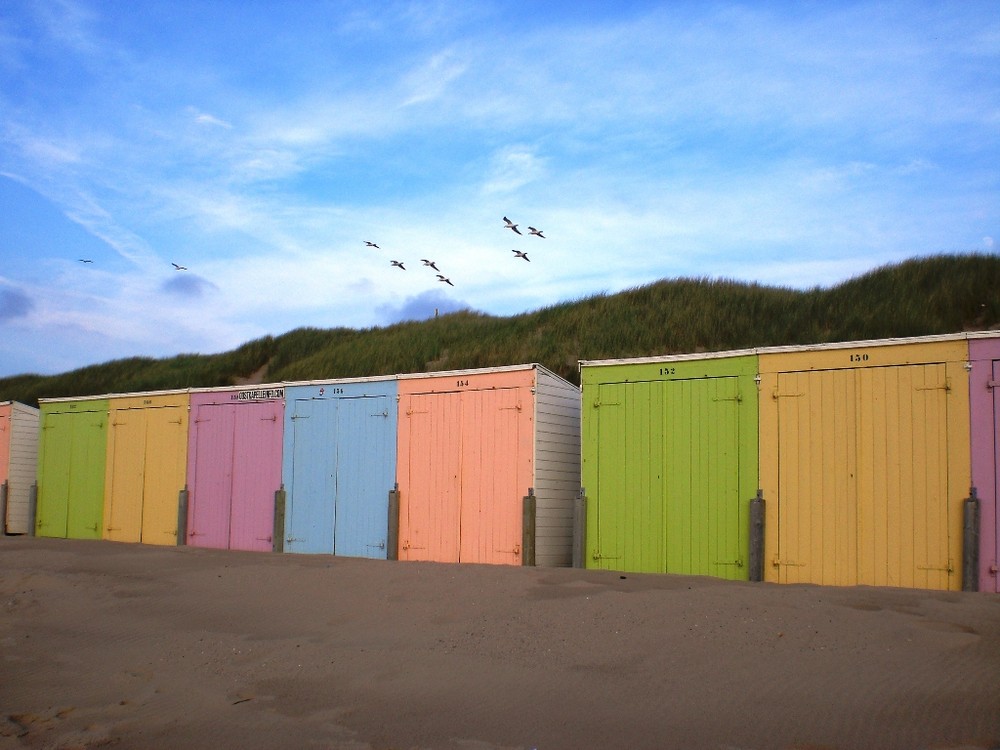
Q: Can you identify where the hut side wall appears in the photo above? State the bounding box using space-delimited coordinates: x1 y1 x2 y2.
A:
532 369 581 567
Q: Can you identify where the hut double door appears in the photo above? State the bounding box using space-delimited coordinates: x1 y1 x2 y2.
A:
399 387 531 565
285 395 393 557
589 377 744 577
104 405 186 545
773 364 956 589
991 359 1000 593
0 409 8 532
187 401 282 551
36 409 106 539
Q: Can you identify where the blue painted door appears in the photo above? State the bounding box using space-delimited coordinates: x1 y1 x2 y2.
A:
334 395 393 557
284 391 395 557
285 397 337 553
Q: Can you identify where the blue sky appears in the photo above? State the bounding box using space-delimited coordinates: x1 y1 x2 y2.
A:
1 1 997 377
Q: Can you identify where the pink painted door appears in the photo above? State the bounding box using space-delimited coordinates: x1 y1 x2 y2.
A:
991 359 1000 592
228 400 283 551
187 403 236 548
187 400 282 551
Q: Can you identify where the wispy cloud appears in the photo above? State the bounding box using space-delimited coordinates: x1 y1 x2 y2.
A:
0 1 996 376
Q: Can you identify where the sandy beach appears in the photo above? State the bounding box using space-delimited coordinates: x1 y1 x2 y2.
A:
1 536 998 750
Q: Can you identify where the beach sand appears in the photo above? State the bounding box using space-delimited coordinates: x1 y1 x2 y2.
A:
1 536 998 750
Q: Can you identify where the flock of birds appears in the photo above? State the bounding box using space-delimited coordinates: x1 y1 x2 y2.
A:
366 216 545 289
74 216 546 290
78 259 188 271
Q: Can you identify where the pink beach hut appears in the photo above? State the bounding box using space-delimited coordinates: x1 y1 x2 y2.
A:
185 385 285 552
969 333 1000 593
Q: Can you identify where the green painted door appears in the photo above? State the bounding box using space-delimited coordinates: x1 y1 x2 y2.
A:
584 368 753 578
36 403 108 539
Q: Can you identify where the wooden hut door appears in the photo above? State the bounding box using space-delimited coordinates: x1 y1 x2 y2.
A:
187 404 236 549
106 408 147 543
228 401 282 552
992 359 1000 593
775 364 955 589
399 392 462 562
286 398 337 554
334 395 393 558
458 387 526 565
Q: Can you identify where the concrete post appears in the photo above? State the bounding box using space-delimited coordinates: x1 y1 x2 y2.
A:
28 482 37 537
962 487 980 593
572 488 587 569
272 486 286 553
176 486 189 546
387 483 400 561
749 489 765 583
522 489 536 567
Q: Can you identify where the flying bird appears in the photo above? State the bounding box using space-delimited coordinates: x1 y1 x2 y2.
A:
391 260 406 270
503 216 522 235
421 259 440 271
78 259 93 264
512 249 530 262
365 241 380 248
172 262 188 270
436 274 454 286
528 226 545 238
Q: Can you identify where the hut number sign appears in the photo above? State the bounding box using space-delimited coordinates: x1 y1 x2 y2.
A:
230 388 284 401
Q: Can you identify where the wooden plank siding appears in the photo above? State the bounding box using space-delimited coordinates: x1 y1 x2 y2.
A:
968 333 1000 593
580 354 758 579
759 338 971 590
1 402 40 535
35 398 109 540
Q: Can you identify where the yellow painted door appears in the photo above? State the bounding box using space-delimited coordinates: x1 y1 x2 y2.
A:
140 405 187 545
775 363 957 589
775 369 858 586
104 408 147 542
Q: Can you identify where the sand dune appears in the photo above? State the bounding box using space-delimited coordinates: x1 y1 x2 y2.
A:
1 536 998 750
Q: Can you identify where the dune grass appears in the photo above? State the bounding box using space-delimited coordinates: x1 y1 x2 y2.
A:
3 253 998 406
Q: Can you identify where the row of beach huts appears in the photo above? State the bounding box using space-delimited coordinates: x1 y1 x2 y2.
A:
2 331 999 593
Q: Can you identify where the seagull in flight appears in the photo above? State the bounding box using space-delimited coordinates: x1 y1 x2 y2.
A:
365 241 380 248
391 260 406 270
421 259 440 271
172 262 188 270
78 258 93 264
512 250 530 262
436 274 454 286
528 226 545 238
503 216 522 235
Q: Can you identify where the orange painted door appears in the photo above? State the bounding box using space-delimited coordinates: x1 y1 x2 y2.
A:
398 386 531 564
458 386 526 564
0 404 10 489
399 391 462 561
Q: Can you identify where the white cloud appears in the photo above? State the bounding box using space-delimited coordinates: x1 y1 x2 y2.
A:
400 49 468 107
482 145 546 195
